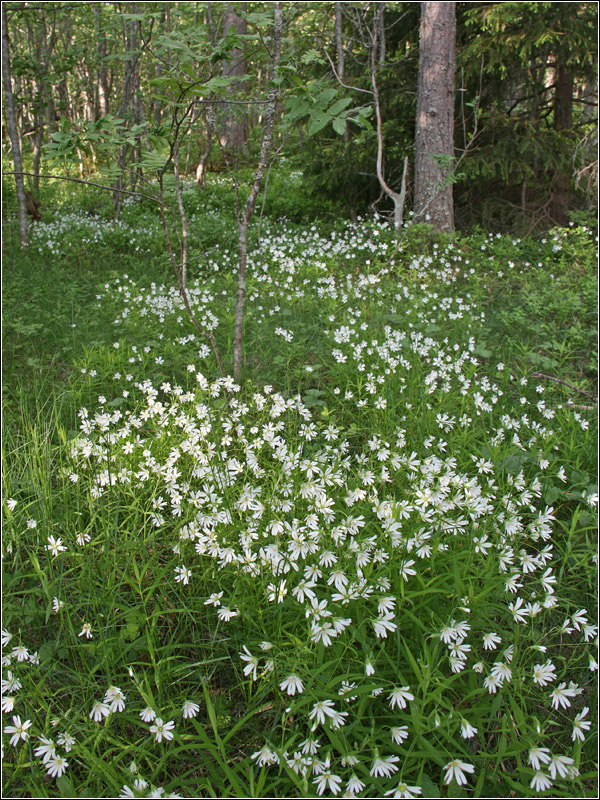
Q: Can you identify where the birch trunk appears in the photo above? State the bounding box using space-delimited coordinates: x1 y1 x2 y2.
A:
371 5 408 237
2 5 28 246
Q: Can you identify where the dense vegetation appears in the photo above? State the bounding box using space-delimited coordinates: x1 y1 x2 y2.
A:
3 170 598 798
2 2 598 799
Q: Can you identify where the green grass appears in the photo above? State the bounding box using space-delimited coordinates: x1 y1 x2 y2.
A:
2 173 597 798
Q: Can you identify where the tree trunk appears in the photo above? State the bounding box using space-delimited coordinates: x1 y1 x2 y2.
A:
371 5 408 236
414 1 456 232
335 1 358 222
377 2 386 64
551 58 574 225
221 2 249 155
232 3 283 380
334 2 344 79
2 5 29 246
95 5 109 116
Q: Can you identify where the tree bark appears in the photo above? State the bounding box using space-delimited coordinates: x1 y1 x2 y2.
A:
221 2 249 155
371 5 408 236
232 3 283 381
2 5 29 246
334 2 344 79
414 1 456 232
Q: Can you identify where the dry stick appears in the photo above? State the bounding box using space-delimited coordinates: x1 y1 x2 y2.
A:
157 174 226 378
165 104 226 377
5 171 161 204
232 3 284 382
531 372 597 402
173 138 190 288
257 134 290 247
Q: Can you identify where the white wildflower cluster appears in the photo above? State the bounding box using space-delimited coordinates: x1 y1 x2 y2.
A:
1 632 73 780
29 211 160 257
65 361 595 793
5 217 596 797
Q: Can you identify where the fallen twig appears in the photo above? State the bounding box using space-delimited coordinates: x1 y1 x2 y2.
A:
531 371 598 403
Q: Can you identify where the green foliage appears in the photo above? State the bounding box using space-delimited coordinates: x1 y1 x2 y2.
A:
2 173 597 798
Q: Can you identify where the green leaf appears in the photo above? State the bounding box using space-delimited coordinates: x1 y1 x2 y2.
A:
57 776 76 797
301 48 325 65
420 773 441 798
332 117 347 136
328 96 353 117
308 113 331 137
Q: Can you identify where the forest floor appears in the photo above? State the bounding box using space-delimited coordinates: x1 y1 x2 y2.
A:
2 172 598 799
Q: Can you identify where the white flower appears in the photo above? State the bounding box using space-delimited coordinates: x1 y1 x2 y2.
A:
46 535 67 557
45 755 69 778
548 754 578 780
530 771 553 792
460 719 478 739
399 559 416 581
140 707 156 722
217 606 238 621
388 686 414 710
370 754 400 777
149 718 175 743
373 613 397 638
251 746 279 766
532 661 556 686
1 695 15 712
346 774 366 794
239 646 259 681
385 783 423 799
204 592 223 606
309 699 338 726
390 726 409 745
11 646 29 662
528 747 551 770
174 566 192 585
104 686 126 713
78 623 93 639
443 759 475 786
313 769 342 795
57 732 75 752
279 675 304 695
90 702 110 722
549 682 577 710
182 701 200 719
482 632 501 650
491 662 512 683
5 715 32 747
34 736 57 763
572 707 591 741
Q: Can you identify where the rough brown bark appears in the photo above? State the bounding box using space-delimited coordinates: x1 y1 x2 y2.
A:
232 3 283 381
414 1 456 232
2 5 29 246
221 2 248 155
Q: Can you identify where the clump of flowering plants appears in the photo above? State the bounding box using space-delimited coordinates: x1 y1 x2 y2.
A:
2 214 597 797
